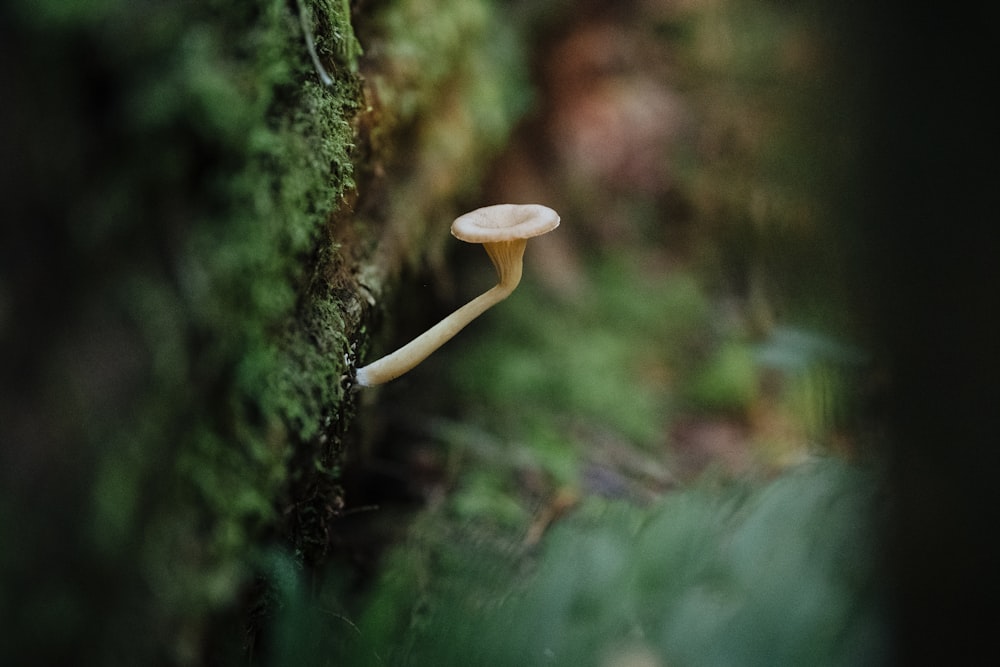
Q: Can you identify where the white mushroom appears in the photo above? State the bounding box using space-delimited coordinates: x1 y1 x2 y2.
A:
355 204 560 386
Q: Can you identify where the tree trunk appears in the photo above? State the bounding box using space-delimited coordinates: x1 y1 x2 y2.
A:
0 0 530 663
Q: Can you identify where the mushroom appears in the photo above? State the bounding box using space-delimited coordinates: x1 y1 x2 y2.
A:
355 204 560 386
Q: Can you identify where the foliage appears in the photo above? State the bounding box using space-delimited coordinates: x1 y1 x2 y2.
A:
447 256 712 451
262 460 886 666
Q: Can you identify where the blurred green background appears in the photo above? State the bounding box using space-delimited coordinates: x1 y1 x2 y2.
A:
3 0 995 664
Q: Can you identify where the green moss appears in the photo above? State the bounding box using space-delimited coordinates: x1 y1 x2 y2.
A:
1 0 362 662
106 0 363 615
304 0 364 71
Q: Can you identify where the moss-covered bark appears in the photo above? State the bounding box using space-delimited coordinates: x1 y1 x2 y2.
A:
0 0 530 664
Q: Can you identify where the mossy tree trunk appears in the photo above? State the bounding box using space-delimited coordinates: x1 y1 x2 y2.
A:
0 0 531 664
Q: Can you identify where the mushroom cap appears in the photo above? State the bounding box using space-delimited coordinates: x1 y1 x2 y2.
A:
451 204 560 244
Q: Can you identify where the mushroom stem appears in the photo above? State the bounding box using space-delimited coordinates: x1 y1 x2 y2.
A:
354 239 526 387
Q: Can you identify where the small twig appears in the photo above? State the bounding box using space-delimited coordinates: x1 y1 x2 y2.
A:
295 0 334 86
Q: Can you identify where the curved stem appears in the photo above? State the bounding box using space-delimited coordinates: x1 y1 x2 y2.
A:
355 240 526 386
